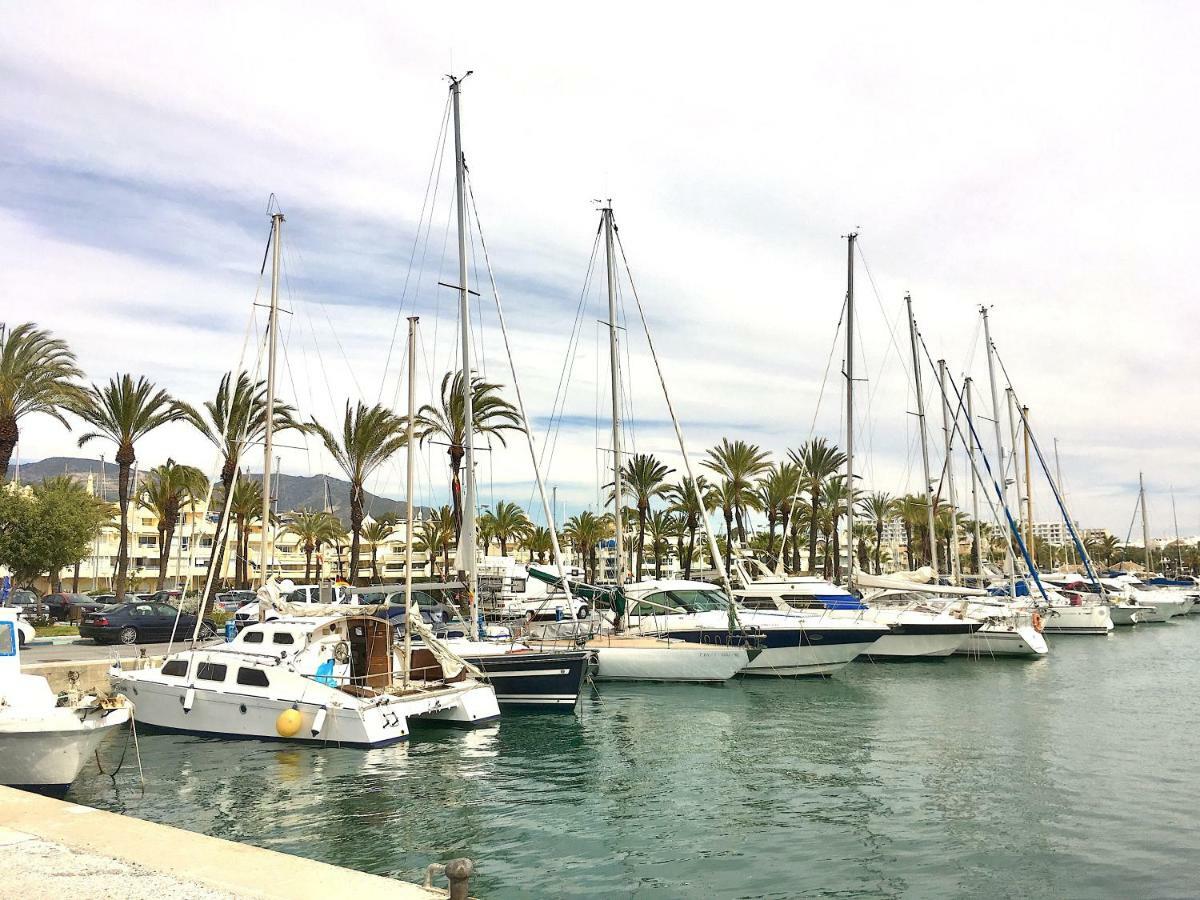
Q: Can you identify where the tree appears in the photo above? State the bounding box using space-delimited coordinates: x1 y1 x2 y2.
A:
283 509 342 582
860 491 895 575
71 374 183 600
412 506 456 579
822 476 851 581
137 459 209 590
790 438 846 576
413 370 523 539
707 478 740 574
702 439 771 543
0 322 84 481
360 517 396 584
177 372 302 599
756 463 801 564
220 474 264 589
563 511 610 583
894 493 931 569
645 510 682 579
0 480 108 604
481 500 531 557
309 401 407 585
609 453 674 581
665 475 712 580
523 525 554 564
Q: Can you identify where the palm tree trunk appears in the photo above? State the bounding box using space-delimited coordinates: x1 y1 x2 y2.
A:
0 415 17 482
304 545 313 582
114 447 134 600
875 522 884 574
500 537 508 557
832 520 841 581
735 507 746 543
157 522 170 591
349 484 363 585
371 545 379 584
685 523 696 580
807 487 821 575
448 446 464 539
71 560 80 593
723 510 734 574
636 508 647 580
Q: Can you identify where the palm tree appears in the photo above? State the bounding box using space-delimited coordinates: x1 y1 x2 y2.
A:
308 401 407 585
645 510 682 579
360 517 396 584
524 525 554 564
283 509 342 581
706 478 740 574
0 323 85 480
413 370 523 538
860 491 895 575
608 453 674 581
137 459 209 590
756 463 801 563
483 500 531 557
216 474 264 589
71 374 182 600
894 493 931 569
665 475 712 580
702 439 771 543
563 511 610 583
790 438 847 576
176 372 301 601
823 476 850 581
411 506 456 579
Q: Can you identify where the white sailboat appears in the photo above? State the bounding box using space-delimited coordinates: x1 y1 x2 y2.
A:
0 609 132 795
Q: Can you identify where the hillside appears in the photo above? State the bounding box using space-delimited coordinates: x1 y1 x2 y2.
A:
6 457 421 524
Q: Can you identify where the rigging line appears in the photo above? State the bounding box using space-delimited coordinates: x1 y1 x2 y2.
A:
283 241 365 402
378 94 452 403
856 240 916 396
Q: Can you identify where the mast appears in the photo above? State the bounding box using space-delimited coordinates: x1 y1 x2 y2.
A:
844 233 857 590
602 204 627 619
1054 437 1072 564
259 211 283 588
937 359 962 584
1139 472 1151 572
402 316 418 688
965 378 982 582
906 294 938 575
1022 405 1034 553
449 72 479 640
1171 487 1183 575
981 307 1016 598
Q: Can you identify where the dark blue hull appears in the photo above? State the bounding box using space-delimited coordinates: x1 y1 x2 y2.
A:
461 649 589 709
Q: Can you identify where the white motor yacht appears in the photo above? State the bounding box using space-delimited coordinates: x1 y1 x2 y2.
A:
619 579 889 676
112 614 499 747
1039 573 1141 625
0 609 132 795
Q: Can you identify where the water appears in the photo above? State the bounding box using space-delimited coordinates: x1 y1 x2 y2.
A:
71 620 1200 898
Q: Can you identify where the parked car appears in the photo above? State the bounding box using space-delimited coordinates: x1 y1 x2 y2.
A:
13 613 35 648
232 583 354 631
42 592 110 622
79 602 217 645
144 590 184 605
216 590 256 612
5 589 42 612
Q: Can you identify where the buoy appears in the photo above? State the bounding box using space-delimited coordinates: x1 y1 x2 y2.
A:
311 708 327 736
276 708 302 737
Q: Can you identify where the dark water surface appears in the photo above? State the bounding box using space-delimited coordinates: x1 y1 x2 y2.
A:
72 619 1200 898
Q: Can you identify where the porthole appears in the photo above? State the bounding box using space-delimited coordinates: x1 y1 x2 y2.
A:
240 704 247 714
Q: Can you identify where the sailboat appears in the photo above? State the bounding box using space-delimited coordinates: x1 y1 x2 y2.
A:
113 207 500 743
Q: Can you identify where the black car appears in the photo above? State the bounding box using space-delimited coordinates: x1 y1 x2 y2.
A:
79 602 217 645
42 592 110 622
5 589 42 611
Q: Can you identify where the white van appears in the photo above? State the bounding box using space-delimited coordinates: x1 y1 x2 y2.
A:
232 583 357 631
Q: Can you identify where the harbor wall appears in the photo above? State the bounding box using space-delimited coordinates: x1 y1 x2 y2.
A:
21 657 162 695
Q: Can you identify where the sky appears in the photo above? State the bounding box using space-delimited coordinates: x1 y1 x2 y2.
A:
1 2 1197 540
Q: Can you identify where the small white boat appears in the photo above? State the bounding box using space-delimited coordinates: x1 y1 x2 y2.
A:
581 634 754 682
112 614 499 746
0 609 132 796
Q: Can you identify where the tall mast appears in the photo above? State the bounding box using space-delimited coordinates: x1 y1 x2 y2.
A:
1171 487 1183 574
402 316 418 688
602 205 626 616
1139 471 1151 572
844 233 857 590
937 359 962 584
965 378 983 583
981 307 1015 597
259 210 283 588
449 73 479 640
1022 405 1034 553
906 294 938 575
1006 389 1027 553
1054 437 1071 564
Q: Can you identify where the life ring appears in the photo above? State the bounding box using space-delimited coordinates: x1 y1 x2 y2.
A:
1031 612 1044 633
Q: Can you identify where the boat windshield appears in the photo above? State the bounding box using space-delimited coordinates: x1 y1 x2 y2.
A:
660 589 729 612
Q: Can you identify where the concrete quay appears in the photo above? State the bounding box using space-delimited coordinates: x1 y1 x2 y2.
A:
0 786 452 899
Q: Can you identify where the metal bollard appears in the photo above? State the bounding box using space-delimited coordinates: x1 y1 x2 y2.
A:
424 857 474 900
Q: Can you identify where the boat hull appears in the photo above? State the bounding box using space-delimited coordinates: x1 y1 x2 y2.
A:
458 649 589 708
0 709 130 794
590 642 749 682
1040 604 1114 634
1108 605 1140 626
954 624 1048 657
863 627 974 659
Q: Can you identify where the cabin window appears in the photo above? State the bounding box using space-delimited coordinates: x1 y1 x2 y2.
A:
511 578 526 594
271 632 295 645
161 660 188 677
0 623 15 656
242 631 264 644
197 662 227 681
236 667 270 687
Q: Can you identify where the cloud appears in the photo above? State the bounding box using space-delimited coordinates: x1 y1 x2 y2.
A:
1 2 1197 539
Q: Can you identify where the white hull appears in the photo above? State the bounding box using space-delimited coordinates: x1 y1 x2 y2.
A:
955 624 1048 657
1040 604 1114 634
591 642 749 682
741 639 880 676
0 708 130 793
863 631 970 659
1108 605 1141 626
1150 597 1194 620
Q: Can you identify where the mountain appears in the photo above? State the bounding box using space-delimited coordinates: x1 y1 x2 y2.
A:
6 457 422 524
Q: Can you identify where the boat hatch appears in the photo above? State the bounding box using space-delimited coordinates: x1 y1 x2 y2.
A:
346 617 393 688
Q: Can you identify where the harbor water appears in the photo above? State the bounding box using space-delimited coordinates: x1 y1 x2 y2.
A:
71 619 1200 898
